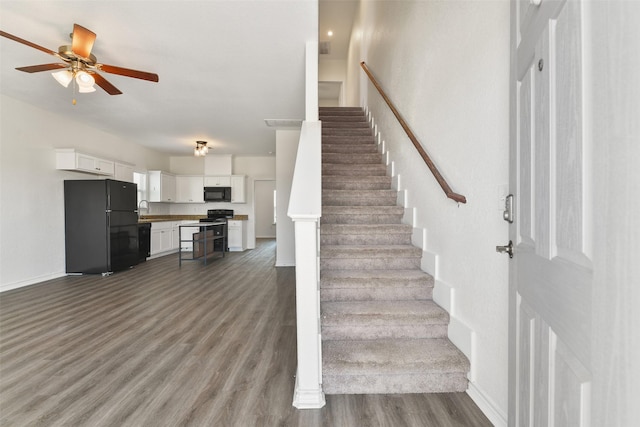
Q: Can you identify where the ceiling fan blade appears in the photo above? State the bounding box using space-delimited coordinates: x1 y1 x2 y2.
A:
0 30 58 56
99 64 159 82
71 24 96 59
93 72 122 95
16 63 67 73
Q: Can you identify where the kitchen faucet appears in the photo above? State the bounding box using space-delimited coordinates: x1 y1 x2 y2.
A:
138 200 149 220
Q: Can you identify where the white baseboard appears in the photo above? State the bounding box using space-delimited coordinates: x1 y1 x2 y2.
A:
0 272 66 293
276 261 295 267
467 381 508 427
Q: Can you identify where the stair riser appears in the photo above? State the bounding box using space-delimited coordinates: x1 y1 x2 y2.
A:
323 122 370 128
321 257 421 270
323 196 397 207
322 145 379 154
321 214 403 225
322 136 376 144
321 233 412 245
320 287 433 302
320 107 362 112
322 181 392 190
322 324 448 341
320 116 367 122
323 166 387 176
323 154 382 164
322 373 468 395
323 129 373 136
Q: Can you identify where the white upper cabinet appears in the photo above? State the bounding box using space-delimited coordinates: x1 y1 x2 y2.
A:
204 176 231 187
114 162 134 183
230 175 246 203
56 149 115 176
176 176 204 203
148 170 176 202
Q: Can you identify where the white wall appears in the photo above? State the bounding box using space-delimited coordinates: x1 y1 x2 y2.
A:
0 95 168 292
275 129 300 266
346 1 510 423
319 58 347 106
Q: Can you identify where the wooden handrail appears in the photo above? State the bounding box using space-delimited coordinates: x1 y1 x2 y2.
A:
360 61 467 204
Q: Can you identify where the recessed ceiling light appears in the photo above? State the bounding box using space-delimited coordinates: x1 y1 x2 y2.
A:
327 30 333 37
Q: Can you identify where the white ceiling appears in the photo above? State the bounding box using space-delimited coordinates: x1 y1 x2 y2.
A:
0 1 320 156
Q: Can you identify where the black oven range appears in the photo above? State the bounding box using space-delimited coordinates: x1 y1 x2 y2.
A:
199 209 233 252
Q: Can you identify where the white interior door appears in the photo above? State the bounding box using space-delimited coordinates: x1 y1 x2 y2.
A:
509 0 592 425
255 180 276 238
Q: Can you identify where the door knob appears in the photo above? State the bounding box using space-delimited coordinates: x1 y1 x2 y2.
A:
496 240 514 258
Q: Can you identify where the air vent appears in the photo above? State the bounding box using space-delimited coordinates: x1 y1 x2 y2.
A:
319 41 331 55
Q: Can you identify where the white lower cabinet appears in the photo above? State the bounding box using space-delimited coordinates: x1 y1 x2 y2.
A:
150 221 182 256
227 220 246 251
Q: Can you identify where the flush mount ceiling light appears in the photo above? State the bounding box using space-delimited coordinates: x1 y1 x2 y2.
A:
194 140 209 157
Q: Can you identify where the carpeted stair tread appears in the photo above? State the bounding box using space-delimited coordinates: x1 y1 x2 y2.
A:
321 244 422 258
322 338 469 394
321 224 411 245
320 245 422 270
321 206 404 225
323 128 373 136
322 144 379 153
321 223 412 235
320 269 434 302
323 190 397 207
322 135 376 144
323 338 469 374
321 268 433 285
323 121 370 128
322 205 404 214
323 175 392 190
320 113 367 122
320 106 363 113
323 163 387 176
323 153 382 164
321 300 449 340
322 300 448 326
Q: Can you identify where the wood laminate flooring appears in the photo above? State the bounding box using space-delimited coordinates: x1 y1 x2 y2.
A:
0 240 492 426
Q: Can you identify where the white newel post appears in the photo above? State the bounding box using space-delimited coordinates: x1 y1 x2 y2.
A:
291 217 325 408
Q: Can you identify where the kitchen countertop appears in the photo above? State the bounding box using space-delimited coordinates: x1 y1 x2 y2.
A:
138 215 205 223
139 214 248 223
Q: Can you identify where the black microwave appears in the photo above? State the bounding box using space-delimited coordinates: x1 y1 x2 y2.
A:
204 186 231 202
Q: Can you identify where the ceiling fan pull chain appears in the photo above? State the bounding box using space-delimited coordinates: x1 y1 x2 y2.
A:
72 77 77 105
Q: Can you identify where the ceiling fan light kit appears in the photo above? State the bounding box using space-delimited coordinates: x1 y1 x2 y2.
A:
52 69 73 87
0 23 158 98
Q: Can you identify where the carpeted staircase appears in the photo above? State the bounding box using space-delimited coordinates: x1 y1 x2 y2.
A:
320 106 470 394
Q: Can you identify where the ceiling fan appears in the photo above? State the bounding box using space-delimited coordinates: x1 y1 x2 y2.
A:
0 23 159 95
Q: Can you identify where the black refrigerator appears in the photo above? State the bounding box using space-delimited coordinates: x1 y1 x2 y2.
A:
64 179 139 274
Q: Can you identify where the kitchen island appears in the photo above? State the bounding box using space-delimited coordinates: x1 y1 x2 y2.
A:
178 221 226 266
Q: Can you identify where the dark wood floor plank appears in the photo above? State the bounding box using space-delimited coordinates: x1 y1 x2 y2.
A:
0 239 491 426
